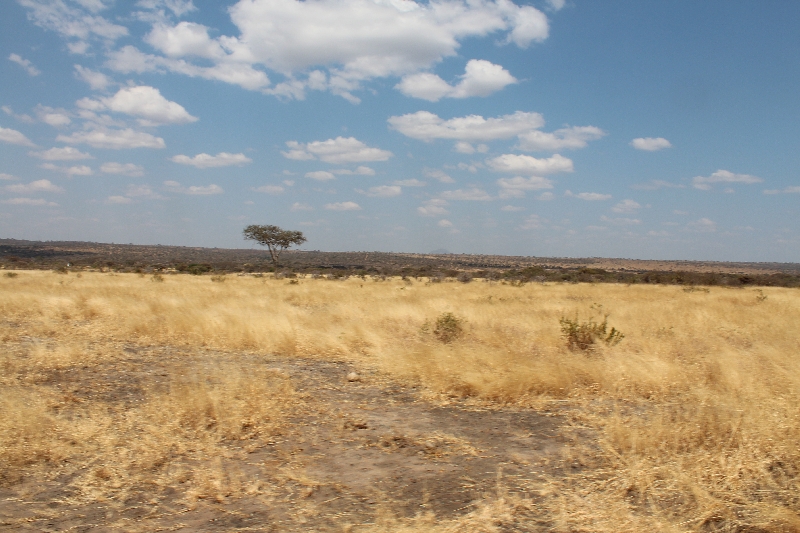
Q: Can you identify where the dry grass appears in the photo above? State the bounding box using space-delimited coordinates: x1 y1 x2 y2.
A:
1 270 799 531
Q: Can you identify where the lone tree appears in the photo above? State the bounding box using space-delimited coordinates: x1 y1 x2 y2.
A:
243 224 306 272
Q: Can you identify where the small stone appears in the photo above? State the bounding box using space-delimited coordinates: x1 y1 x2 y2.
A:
347 372 360 382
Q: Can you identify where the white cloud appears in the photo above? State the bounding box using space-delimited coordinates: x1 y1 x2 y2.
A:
81 86 198 125
5 179 64 193
0 173 18 181
125 184 163 199
18 0 128 43
394 179 426 187
423 168 455 183
254 185 284 194
57 128 165 149
692 169 762 190
441 188 492 201
163 180 223 195
2 106 35 123
331 166 375 176
305 171 336 181
763 186 800 195
437 219 453 228
35 105 72 127
136 0 197 17
417 198 449 216
501 205 523 211
397 59 516 101
486 153 573 174
497 176 553 191
517 125 605 151
547 0 566 11
2 197 58 206
106 195 132 204
170 152 251 168
29 146 93 160
687 217 717 232
519 214 542 230
283 137 392 164
454 141 488 154
630 137 672 151
290 202 313 211
631 179 685 190
324 201 361 211
40 163 93 176
9 53 40 76
600 215 640 225
356 185 401 197
566 190 611 201
105 46 272 92
74 65 111 90
145 21 225 59
537 191 554 201
389 110 544 142
100 162 145 177
611 199 641 213
0 126 35 147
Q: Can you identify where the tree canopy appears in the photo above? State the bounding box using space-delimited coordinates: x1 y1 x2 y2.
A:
243 225 306 271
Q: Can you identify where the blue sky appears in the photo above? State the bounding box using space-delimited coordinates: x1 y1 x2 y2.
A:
1 0 798 261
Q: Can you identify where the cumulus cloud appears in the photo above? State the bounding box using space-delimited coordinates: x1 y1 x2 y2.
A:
2 105 35 123
519 214 543 230
356 185 402 197
687 217 717 232
79 86 197 125
125 184 163 199
282 137 392 164
0 173 18 181
423 168 455 183
600 215 640 226
394 178 426 187
5 179 64 193
163 180 223 195
290 202 313 211
0 126 35 146
18 0 128 47
630 137 672 151
170 152 251 168
437 219 453 228
305 171 336 181
389 110 544 142
100 162 144 176
486 153 573 174
57 128 165 149
397 60 516 101
631 179 685 190
29 146 93 160
501 205 523 211
611 199 641 213
106 195 132 204
566 190 611 201
331 166 375 176
441 188 492 201
40 163 93 176
324 201 361 211
692 169 762 190
517 126 605 151
2 197 58 206
417 198 449 216
34 105 72 127
74 65 111 90
9 53 41 76
254 185 284 194
497 176 553 191
454 142 488 154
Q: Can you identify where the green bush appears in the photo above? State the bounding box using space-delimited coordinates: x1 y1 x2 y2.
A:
433 312 464 344
559 314 624 351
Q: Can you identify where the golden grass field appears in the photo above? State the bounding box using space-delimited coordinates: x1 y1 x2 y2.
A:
1 270 799 531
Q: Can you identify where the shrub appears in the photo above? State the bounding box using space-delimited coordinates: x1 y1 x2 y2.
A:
433 312 464 344
210 275 226 283
4 272 18 278
457 272 473 283
559 314 624 351
151 273 164 282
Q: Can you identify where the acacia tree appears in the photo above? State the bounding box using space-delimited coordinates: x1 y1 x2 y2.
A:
243 224 306 272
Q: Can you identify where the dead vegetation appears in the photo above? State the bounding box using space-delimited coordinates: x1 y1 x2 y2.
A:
1 270 798 531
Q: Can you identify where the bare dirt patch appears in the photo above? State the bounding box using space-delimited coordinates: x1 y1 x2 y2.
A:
1 345 574 532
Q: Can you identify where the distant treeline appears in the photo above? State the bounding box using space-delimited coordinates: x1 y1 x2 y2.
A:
3 253 799 288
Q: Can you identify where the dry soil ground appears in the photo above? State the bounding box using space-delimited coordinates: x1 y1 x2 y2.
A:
1 344 575 532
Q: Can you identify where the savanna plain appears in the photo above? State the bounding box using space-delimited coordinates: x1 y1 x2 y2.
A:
1 270 798 532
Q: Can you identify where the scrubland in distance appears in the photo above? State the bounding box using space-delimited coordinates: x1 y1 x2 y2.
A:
1 270 799 532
